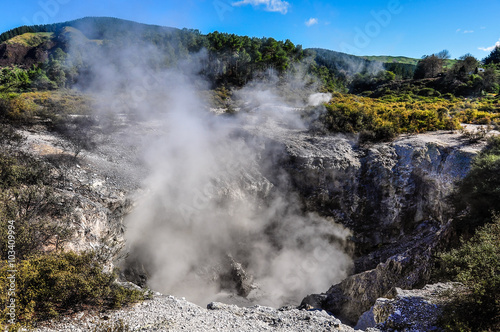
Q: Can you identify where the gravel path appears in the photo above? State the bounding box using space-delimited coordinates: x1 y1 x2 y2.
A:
34 294 361 331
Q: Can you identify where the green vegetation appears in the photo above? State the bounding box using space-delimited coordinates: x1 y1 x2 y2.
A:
4 32 53 47
0 141 143 329
0 17 499 329
361 55 419 65
0 252 145 328
438 216 500 332
452 136 500 234
0 93 141 328
311 48 417 81
435 136 500 331
483 46 500 65
307 92 497 141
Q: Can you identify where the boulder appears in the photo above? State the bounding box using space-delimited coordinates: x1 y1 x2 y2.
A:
356 282 464 331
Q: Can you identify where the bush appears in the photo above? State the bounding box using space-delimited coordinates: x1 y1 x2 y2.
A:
438 216 500 331
0 252 145 328
312 93 461 141
452 136 500 233
0 151 72 260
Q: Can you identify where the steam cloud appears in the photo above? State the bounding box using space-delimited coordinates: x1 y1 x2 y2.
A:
72 35 352 307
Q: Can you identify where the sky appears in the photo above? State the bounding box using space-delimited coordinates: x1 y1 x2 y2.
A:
1 0 499 60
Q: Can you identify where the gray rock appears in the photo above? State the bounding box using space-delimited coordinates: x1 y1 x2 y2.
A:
219 255 257 298
306 222 453 325
357 282 464 331
35 294 357 331
267 131 479 270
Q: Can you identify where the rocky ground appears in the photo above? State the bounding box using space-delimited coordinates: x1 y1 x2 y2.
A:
33 293 362 332
32 282 461 332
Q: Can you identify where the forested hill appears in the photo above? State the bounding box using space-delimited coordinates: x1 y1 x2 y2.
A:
1 17 498 97
311 48 416 80
0 17 408 91
0 17 327 89
0 17 178 43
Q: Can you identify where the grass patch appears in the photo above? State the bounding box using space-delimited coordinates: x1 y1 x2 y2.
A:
4 32 53 47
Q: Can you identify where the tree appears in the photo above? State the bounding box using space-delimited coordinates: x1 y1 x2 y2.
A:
453 136 500 233
483 45 500 65
414 54 444 78
447 54 479 82
436 49 451 60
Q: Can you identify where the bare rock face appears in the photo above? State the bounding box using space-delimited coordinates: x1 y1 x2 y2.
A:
269 132 479 269
219 255 257 298
306 223 452 324
355 282 464 331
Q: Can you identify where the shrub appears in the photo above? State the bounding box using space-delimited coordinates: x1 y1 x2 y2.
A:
313 93 461 141
438 216 500 331
0 252 145 328
452 136 500 233
417 87 437 97
0 152 72 260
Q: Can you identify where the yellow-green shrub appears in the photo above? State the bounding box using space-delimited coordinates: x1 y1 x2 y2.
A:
0 252 145 328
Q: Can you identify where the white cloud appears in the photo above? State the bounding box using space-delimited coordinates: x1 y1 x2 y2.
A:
479 39 500 52
305 18 318 27
463 30 474 34
232 0 290 14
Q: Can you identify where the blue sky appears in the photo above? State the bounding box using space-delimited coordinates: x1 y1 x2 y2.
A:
1 0 499 60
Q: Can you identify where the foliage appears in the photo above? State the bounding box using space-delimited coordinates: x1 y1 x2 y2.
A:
483 46 500 65
349 70 396 94
438 216 500 332
452 136 500 234
203 32 305 86
0 252 145 327
308 93 460 141
0 145 75 260
414 52 448 79
0 26 36 43
361 55 419 65
383 62 416 79
4 32 53 47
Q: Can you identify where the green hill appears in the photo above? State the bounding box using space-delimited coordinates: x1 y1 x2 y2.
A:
361 55 419 65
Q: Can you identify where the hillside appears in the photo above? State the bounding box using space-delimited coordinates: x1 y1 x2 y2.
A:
362 55 457 68
310 48 417 80
361 55 419 65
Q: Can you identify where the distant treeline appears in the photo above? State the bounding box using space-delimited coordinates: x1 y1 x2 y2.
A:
0 17 410 92
311 48 416 80
1 17 498 97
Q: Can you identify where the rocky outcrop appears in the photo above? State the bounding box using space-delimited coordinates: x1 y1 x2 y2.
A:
220 255 257 298
267 131 479 269
355 282 464 331
302 222 452 324
256 129 483 324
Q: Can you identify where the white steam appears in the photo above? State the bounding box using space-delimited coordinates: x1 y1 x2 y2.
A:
308 93 332 106
73 37 352 307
